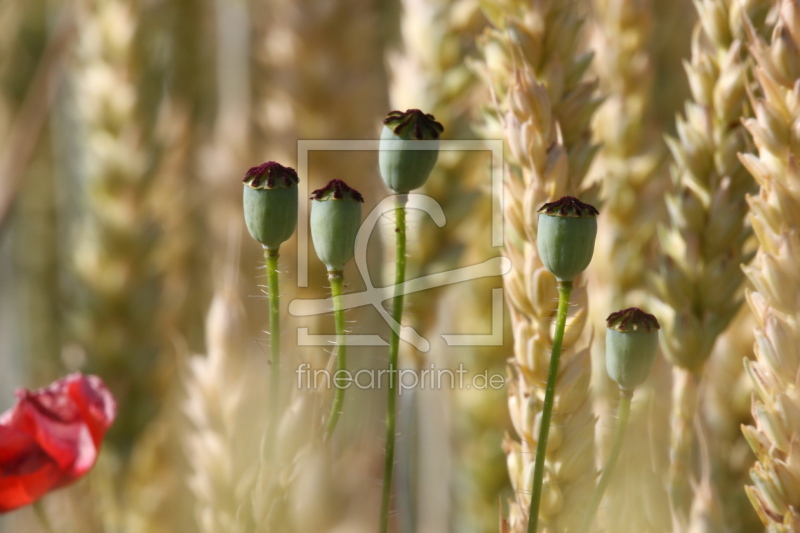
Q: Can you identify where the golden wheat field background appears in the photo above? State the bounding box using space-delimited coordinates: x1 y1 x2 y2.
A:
1 0 799 531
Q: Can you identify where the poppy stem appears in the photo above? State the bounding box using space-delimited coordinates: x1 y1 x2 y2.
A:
379 197 407 533
528 280 573 532
324 271 347 439
265 248 281 456
33 500 55 533
578 389 633 533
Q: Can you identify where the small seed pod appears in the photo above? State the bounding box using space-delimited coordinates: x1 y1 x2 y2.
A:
310 179 364 272
242 161 299 250
537 196 599 282
379 109 444 194
605 307 660 392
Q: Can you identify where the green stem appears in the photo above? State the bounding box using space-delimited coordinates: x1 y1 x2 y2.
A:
578 389 633 533
265 248 281 455
380 197 407 533
325 271 347 439
33 500 55 533
527 280 573 533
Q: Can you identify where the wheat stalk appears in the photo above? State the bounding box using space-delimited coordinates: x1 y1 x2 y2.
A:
739 1 800 529
475 1 600 530
702 306 761 531
649 0 770 523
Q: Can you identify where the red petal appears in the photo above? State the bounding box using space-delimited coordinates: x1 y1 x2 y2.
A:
0 373 116 513
66 374 117 448
0 426 61 512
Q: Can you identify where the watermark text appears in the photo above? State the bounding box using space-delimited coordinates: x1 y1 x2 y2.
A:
295 363 504 395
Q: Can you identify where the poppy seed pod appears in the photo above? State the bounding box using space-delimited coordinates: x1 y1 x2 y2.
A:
537 196 599 282
379 109 444 194
606 307 661 392
310 179 364 272
243 161 299 250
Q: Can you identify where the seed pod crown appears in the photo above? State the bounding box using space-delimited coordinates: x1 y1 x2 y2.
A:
537 196 599 217
383 109 444 140
243 161 300 189
606 307 661 332
310 179 365 202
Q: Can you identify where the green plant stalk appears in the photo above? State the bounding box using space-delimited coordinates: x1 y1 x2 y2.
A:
380 197 407 533
325 271 347 439
34 500 55 533
265 248 281 453
528 280 573 533
578 389 633 533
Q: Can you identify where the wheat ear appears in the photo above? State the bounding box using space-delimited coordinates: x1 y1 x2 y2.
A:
739 1 800 529
475 1 600 530
68 0 165 450
184 281 249 533
650 0 770 522
590 0 662 305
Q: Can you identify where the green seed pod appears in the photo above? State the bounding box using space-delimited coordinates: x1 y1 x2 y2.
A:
310 179 364 272
378 109 444 194
605 307 661 392
242 161 299 250
537 196 599 282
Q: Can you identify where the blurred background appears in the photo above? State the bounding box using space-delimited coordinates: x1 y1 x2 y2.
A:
0 0 505 530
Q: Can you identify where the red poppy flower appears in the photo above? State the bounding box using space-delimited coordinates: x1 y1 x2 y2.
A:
0 373 116 512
